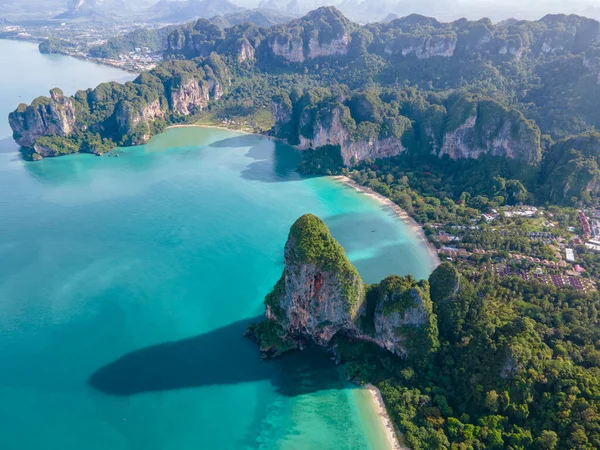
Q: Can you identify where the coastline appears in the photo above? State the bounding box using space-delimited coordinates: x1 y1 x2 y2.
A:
0 38 141 74
166 123 254 135
365 384 409 450
332 175 441 268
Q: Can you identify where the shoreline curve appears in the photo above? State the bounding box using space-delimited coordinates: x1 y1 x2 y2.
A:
365 384 410 450
332 175 441 269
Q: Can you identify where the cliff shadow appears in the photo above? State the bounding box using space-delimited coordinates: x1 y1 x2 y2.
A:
88 317 347 398
208 135 266 148
0 135 18 154
238 139 303 183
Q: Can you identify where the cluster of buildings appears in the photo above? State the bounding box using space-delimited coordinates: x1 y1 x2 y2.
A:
440 246 487 260
578 210 600 253
509 253 569 268
503 206 538 218
113 48 162 71
495 266 596 292
431 205 600 292
525 231 555 244
435 231 460 244
481 206 539 222
579 210 591 235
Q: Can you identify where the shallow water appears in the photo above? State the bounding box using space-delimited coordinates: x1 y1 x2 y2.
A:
0 39 135 141
0 41 435 450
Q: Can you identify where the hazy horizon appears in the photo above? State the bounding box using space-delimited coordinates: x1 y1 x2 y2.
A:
248 0 600 23
1 0 600 23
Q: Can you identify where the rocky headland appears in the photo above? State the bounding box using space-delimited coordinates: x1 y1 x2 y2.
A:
8 57 228 160
246 213 444 364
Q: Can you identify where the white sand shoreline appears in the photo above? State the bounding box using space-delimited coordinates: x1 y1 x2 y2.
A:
166 123 254 134
365 384 409 450
332 175 441 268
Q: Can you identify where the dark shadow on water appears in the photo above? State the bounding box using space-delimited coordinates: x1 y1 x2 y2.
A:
208 135 265 148
240 140 303 183
206 134 304 183
88 317 348 398
0 135 18 153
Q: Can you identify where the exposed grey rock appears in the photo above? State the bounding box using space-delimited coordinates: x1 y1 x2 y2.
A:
266 214 365 346
9 89 77 148
260 215 439 362
296 104 406 166
170 76 210 115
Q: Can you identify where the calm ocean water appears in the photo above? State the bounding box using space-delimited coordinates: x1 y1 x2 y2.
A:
0 40 434 449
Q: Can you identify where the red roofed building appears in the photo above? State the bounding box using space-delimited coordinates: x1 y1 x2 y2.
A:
579 211 591 236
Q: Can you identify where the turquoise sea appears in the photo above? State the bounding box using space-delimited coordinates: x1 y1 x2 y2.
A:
0 40 435 449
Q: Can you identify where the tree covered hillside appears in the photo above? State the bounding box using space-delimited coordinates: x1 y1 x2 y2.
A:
12 6 600 204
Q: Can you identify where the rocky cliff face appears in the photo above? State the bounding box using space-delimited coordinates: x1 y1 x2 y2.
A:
166 19 225 58
266 6 353 63
252 214 439 361
307 33 351 59
274 91 540 167
165 19 262 63
433 96 542 163
116 99 165 140
265 214 365 347
437 114 540 163
9 89 77 148
237 38 255 62
268 33 351 63
269 35 305 62
296 104 406 166
373 276 437 359
10 60 227 159
270 96 292 136
170 77 211 115
385 35 457 58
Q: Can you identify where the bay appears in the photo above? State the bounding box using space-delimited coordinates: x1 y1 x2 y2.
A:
0 40 435 450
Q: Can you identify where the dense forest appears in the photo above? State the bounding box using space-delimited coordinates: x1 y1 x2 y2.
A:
338 263 600 449
15 6 600 204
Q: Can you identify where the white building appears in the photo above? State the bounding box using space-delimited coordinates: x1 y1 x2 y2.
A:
566 248 575 262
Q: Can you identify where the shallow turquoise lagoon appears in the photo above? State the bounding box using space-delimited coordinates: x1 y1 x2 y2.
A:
0 40 434 450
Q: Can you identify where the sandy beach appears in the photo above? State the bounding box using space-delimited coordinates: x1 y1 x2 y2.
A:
333 175 441 267
167 123 255 134
365 384 409 450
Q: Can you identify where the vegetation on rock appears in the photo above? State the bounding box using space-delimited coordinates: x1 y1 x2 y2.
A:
287 213 364 313
12 6 600 204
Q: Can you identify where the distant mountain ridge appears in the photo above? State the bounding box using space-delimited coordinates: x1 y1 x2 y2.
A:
210 8 298 28
85 7 296 59
55 0 113 21
147 0 244 23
